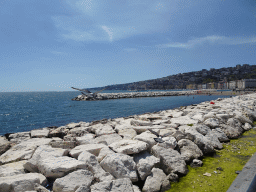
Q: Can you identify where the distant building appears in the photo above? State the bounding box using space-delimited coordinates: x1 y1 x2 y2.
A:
228 81 237 89
237 79 256 89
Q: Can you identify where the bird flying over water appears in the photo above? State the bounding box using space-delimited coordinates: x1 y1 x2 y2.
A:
71 86 108 99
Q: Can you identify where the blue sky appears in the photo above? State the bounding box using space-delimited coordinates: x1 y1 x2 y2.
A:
0 0 255 92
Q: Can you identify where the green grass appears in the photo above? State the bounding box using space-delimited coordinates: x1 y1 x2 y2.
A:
167 128 256 192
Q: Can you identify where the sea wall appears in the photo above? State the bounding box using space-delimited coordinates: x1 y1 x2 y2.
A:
72 90 197 101
1 93 256 192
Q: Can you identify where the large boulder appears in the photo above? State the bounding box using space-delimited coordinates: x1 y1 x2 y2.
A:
203 118 220 128
116 128 137 139
100 153 138 182
91 124 115 136
158 136 177 149
37 156 88 178
78 151 114 182
131 120 152 126
70 144 107 158
170 116 199 126
90 178 134 192
142 168 167 192
133 151 160 180
0 160 27 177
97 147 116 163
178 139 203 163
151 145 188 175
0 138 54 164
219 124 243 139
210 128 229 142
30 128 50 138
53 169 94 192
0 136 11 155
0 173 47 192
24 145 68 172
95 134 122 145
133 131 157 149
109 139 148 155
9 132 31 144
48 126 69 138
76 134 96 145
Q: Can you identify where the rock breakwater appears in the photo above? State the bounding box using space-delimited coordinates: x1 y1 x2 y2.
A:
1 93 256 192
72 90 196 101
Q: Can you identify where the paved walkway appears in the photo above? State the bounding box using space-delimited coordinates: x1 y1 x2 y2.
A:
227 152 256 192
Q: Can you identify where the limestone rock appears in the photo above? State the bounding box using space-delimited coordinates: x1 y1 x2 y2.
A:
133 151 160 180
0 160 27 177
132 125 166 134
0 136 11 155
151 145 188 175
190 159 203 168
31 129 49 138
97 147 115 163
171 116 199 126
24 145 68 172
0 173 47 192
109 139 148 154
78 151 114 182
117 128 137 139
100 153 138 182
90 178 134 192
76 134 96 145
203 118 220 128
243 123 253 131
133 131 157 149
158 136 177 149
95 133 122 145
131 119 152 126
219 124 243 139
49 140 76 149
93 124 115 136
53 169 93 192
48 126 69 138
9 132 31 144
210 128 229 142
68 127 90 137
70 144 107 158
37 156 87 178
178 139 203 162
142 168 167 192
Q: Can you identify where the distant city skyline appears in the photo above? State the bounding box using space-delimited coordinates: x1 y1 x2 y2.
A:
0 0 255 92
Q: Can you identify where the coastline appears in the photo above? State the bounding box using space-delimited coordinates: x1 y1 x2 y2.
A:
1 93 256 191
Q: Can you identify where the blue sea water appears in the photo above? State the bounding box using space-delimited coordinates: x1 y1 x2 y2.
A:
0 91 230 135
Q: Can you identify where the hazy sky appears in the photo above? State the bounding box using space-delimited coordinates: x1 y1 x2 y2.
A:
0 0 255 92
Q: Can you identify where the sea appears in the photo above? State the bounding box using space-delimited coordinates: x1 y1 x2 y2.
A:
0 90 231 136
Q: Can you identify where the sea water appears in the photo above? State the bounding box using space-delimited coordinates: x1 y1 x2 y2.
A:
0 91 230 135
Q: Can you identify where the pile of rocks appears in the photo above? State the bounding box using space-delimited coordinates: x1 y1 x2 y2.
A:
1 93 256 192
72 90 196 101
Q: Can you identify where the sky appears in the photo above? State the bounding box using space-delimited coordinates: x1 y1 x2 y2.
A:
0 0 255 92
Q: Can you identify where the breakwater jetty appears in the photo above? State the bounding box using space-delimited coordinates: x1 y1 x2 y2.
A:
1 93 256 192
72 90 197 101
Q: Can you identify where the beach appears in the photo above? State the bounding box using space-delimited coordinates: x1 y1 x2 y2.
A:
1 93 256 192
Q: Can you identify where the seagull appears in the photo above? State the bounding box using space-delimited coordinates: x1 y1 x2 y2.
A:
148 129 171 143
71 86 108 100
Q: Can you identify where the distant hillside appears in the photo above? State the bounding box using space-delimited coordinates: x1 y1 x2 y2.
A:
89 64 256 91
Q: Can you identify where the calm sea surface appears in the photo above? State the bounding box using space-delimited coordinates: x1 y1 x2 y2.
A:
0 91 230 135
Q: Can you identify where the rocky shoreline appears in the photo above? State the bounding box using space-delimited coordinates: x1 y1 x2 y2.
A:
1 93 256 192
72 90 197 101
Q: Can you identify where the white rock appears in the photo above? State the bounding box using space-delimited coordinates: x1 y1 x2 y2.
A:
9 132 31 144
31 129 50 138
131 119 152 126
134 131 157 149
100 153 138 182
95 133 122 145
70 144 107 158
243 123 253 131
117 128 137 139
24 145 68 172
203 118 220 128
171 116 199 126
76 134 96 145
151 145 188 175
37 156 87 178
158 136 177 149
134 151 160 180
142 168 167 192
178 139 203 162
97 147 115 163
93 124 115 136
0 173 47 192
78 151 114 182
0 160 27 177
109 139 148 154
0 136 11 156
210 128 229 142
90 178 134 192
53 169 94 192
